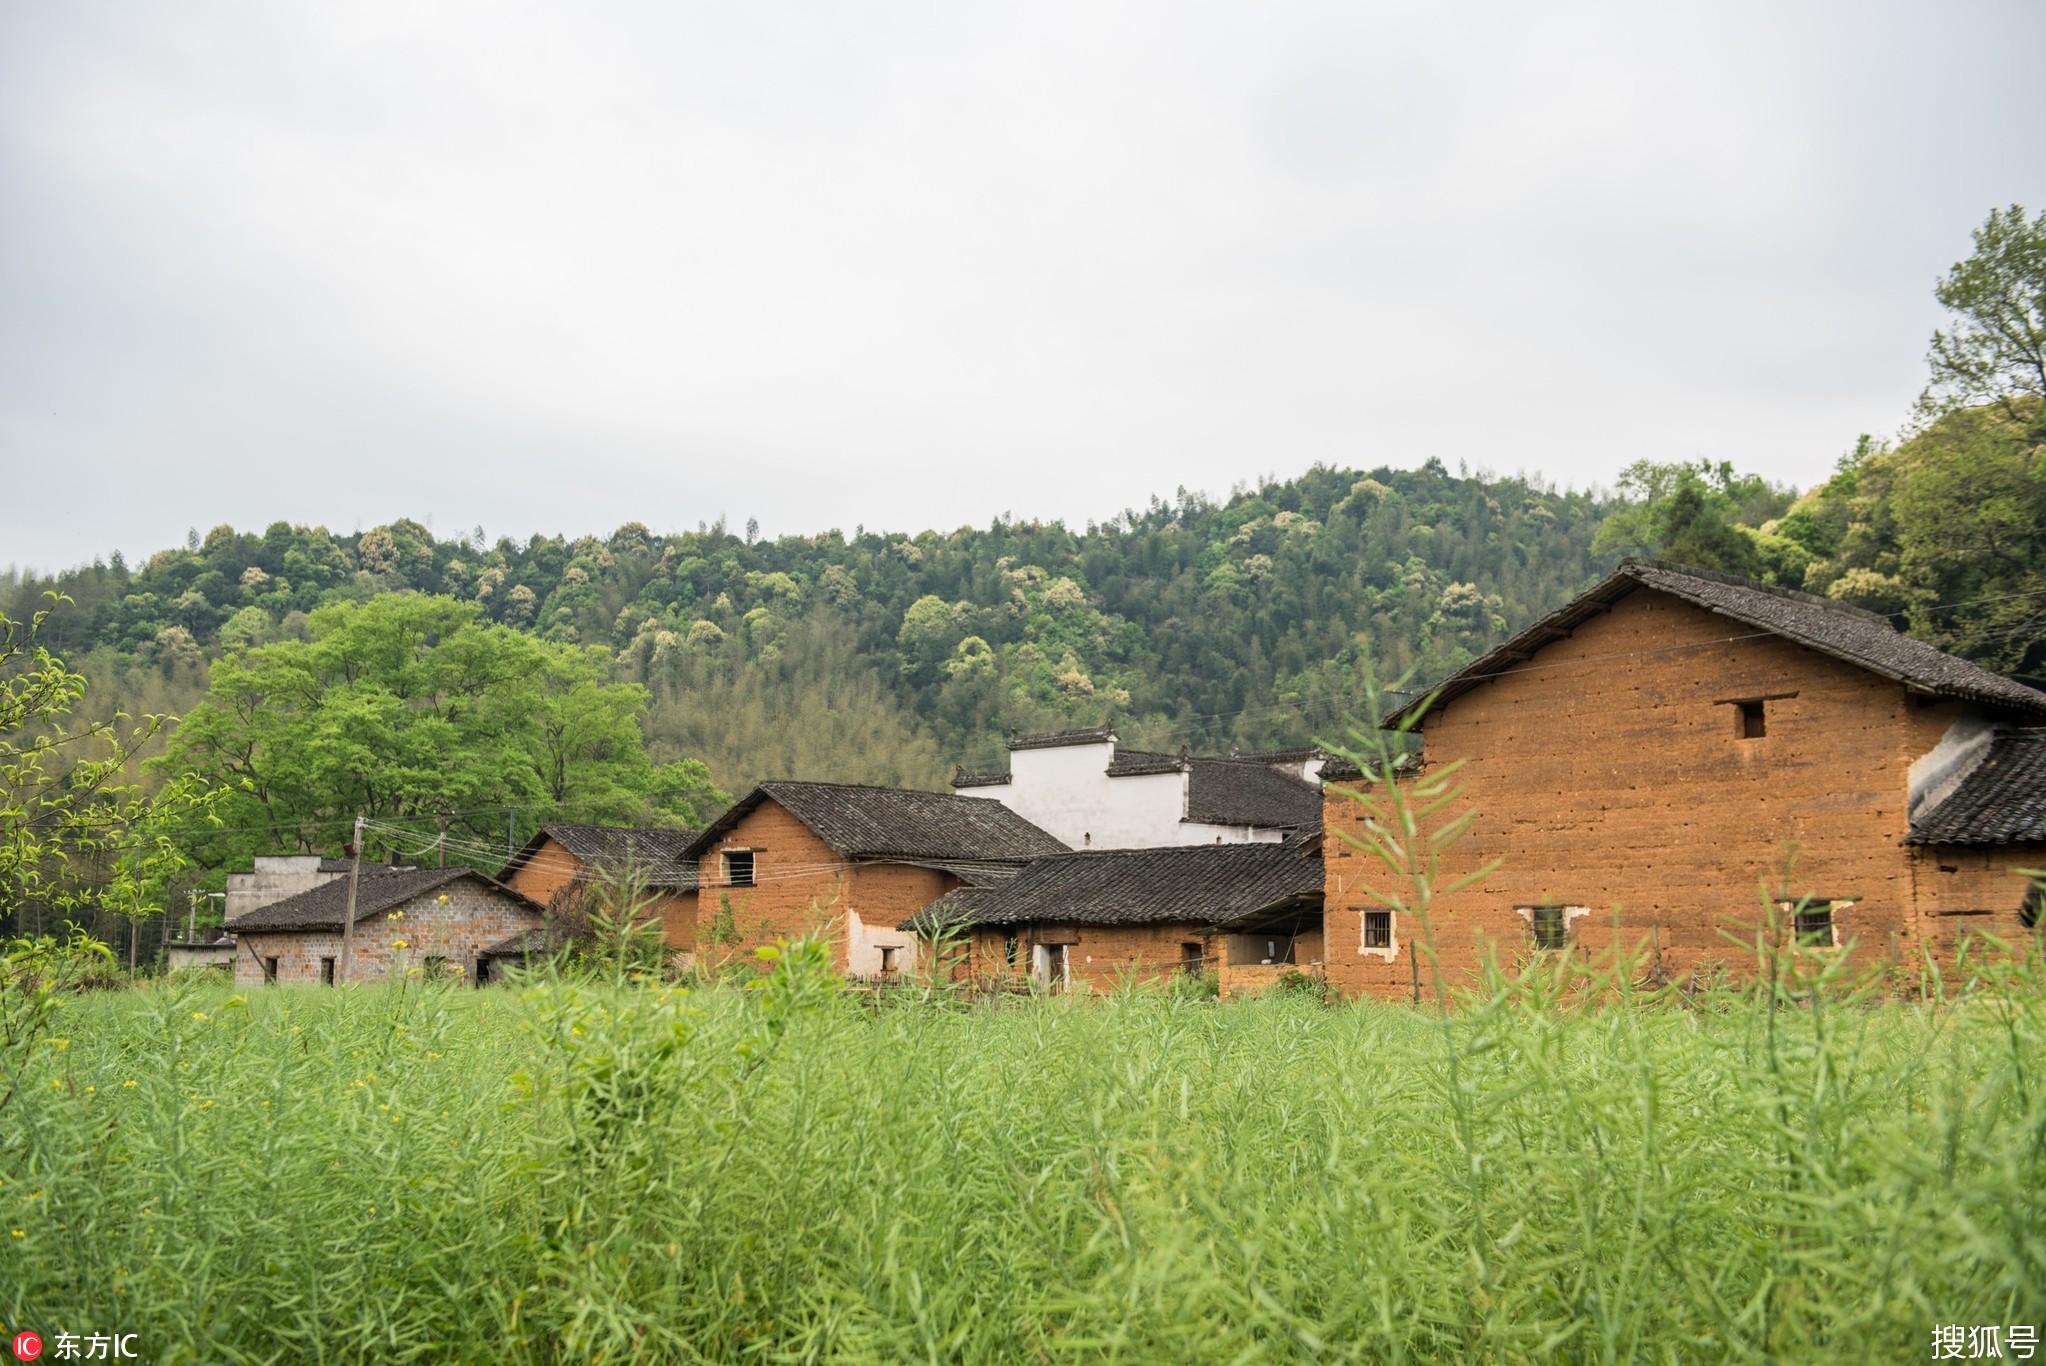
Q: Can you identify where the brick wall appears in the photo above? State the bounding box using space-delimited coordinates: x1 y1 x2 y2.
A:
234 879 544 987
1323 589 2041 999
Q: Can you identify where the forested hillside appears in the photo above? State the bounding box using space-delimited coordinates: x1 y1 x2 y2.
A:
5 462 1621 791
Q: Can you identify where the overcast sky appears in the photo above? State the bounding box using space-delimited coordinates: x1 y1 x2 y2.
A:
3 1 2041 574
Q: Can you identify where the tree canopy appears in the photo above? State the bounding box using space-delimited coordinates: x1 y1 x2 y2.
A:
154 595 726 868
1 599 223 937
1919 204 2046 425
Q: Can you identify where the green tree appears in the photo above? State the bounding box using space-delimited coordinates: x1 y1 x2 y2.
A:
1591 461 1788 579
1918 204 2046 427
156 595 725 869
1 599 224 940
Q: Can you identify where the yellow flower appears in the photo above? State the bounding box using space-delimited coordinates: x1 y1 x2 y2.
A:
436 894 448 904
83 1086 94 1094
191 1012 208 1022
123 1080 138 1088
9 1230 21 1239
392 939 408 949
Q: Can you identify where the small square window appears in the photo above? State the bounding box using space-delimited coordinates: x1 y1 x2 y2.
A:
1531 905 1568 950
320 956 336 985
263 956 279 984
878 945 899 974
723 849 755 888
1736 700 1766 739
1363 910 1392 949
1780 899 1843 947
2021 883 2043 931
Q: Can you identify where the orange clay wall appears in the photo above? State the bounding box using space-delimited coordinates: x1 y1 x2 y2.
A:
502 834 698 955
695 799 957 973
1322 589 2033 999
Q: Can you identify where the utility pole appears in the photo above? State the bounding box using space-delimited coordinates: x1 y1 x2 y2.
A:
507 809 516 862
438 812 448 868
340 814 365 982
187 890 198 944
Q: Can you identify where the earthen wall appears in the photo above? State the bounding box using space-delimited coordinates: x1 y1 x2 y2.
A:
1322 590 2021 999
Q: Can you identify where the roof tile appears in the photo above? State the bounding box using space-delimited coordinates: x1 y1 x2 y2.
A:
1908 729 2046 845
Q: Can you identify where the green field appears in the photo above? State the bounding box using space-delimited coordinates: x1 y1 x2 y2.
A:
4 953 2043 1364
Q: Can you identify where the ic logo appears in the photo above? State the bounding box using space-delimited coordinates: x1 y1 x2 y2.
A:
11 1331 41 1361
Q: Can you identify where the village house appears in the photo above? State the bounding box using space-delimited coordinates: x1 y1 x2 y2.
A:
164 853 355 972
224 866 545 987
681 781 1068 976
905 838 1324 995
952 726 1324 849
1320 561 2046 1000
498 823 699 953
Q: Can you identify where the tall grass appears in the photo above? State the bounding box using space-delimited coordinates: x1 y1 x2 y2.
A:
3 950 2043 1363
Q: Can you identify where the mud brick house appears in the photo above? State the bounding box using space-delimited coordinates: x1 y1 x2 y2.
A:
952 726 1324 849
225 866 544 987
498 823 699 948
905 839 1324 995
1321 561 2046 1000
681 781 1067 977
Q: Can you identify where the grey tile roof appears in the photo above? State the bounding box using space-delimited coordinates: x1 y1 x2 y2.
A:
1908 729 2046 845
1104 748 1185 777
479 926 554 958
226 867 539 933
901 841 1323 932
684 781 1068 865
501 823 700 890
1184 759 1322 829
1317 751 1423 784
1385 561 2046 727
951 768 1012 789
1230 746 1332 765
1006 725 1117 751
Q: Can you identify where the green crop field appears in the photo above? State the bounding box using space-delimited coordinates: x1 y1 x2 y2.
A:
4 949 2043 1364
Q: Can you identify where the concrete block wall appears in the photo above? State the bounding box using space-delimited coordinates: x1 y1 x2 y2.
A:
234 881 543 987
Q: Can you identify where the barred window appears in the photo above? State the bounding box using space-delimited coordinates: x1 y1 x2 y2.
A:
1363 910 1392 950
1778 898 1849 948
1531 905 1568 950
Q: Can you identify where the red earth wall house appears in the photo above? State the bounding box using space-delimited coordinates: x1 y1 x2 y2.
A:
498 823 700 958
681 781 1067 978
1320 562 2046 1001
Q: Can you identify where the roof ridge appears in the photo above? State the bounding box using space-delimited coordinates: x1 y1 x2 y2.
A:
1625 558 1891 625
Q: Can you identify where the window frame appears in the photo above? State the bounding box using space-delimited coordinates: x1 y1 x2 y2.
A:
722 848 756 888
1516 904 1588 951
1778 897 1852 949
1362 909 1393 951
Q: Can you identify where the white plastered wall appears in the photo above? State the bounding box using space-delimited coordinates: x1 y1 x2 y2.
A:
979 740 1188 850
844 907 916 977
